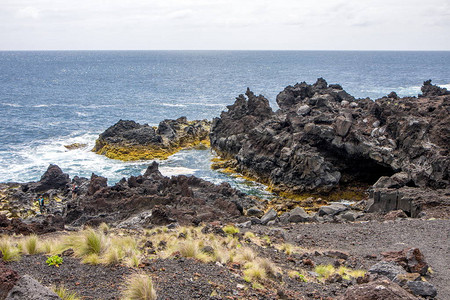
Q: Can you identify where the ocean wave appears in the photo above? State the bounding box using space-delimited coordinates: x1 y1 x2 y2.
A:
186 102 225 107
159 103 187 107
1 103 22 107
75 111 89 117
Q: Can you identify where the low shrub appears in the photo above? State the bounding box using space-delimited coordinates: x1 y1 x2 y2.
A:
46 255 63 267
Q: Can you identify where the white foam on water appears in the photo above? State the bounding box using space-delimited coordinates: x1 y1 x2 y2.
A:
159 166 198 177
75 111 89 117
1 102 22 107
159 103 187 107
186 102 225 107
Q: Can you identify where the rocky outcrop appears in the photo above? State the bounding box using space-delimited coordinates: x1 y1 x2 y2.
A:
211 79 450 214
64 162 261 227
5 275 60 300
339 279 420 300
0 255 20 300
1 163 262 229
93 117 211 161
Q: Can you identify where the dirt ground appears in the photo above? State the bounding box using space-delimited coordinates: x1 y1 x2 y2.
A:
6 218 449 299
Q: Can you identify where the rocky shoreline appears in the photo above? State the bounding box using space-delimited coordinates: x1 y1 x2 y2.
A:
93 117 210 161
1 79 449 299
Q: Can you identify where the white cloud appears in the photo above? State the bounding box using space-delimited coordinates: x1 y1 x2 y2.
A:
16 6 40 19
0 0 449 50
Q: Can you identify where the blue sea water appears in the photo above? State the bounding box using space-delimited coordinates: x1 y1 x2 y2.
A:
0 51 449 195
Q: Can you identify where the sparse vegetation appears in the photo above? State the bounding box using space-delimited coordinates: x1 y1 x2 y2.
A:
222 225 240 235
0 237 21 261
288 270 308 282
21 234 40 255
122 273 157 300
314 264 366 281
53 285 81 300
46 255 63 267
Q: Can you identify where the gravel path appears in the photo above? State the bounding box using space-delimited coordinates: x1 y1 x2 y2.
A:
255 218 450 300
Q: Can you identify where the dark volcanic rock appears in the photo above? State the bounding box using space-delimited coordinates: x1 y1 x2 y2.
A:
339 279 419 300
0 259 20 300
210 79 450 214
66 162 261 227
93 117 211 161
406 280 437 298
420 79 450 97
5 275 60 300
368 261 406 280
32 164 70 192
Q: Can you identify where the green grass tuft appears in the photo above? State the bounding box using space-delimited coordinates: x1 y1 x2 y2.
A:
222 225 240 235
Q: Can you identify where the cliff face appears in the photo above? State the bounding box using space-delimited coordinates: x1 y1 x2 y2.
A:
210 79 450 195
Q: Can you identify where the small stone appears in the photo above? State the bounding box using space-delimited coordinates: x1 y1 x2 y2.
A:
368 261 406 280
325 250 349 260
318 204 348 216
297 105 311 116
406 281 437 298
393 273 421 286
246 207 264 218
287 207 311 223
384 210 408 221
236 221 251 228
260 208 277 225
267 220 277 226
349 102 358 108
201 246 215 255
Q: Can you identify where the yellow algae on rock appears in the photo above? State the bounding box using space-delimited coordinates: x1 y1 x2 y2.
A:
93 118 211 161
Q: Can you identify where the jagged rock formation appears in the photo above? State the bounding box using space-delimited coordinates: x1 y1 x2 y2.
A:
93 117 210 161
1 164 261 229
65 161 260 227
211 79 449 215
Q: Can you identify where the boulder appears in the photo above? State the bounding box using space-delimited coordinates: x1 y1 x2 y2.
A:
6 275 60 300
32 165 70 192
381 248 429 275
0 263 19 300
246 207 264 218
339 279 419 300
318 204 348 216
406 281 437 298
368 261 406 280
287 207 311 223
260 208 277 225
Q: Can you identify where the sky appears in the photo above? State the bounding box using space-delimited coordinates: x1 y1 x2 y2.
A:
1 0 449 50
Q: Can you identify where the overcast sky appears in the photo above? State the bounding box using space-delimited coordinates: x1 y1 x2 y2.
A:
1 0 449 50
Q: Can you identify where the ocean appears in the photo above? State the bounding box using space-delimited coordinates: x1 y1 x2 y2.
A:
1 51 449 196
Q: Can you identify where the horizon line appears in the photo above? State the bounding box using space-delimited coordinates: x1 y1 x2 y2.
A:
1 49 449 52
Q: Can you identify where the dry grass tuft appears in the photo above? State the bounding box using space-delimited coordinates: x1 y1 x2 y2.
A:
21 234 40 255
0 237 21 261
53 285 81 300
122 273 157 300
